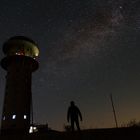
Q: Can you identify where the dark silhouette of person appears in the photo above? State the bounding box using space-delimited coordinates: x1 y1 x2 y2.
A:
67 101 82 131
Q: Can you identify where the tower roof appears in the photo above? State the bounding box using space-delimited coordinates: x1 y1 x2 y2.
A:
3 36 39 58
4 36 37 45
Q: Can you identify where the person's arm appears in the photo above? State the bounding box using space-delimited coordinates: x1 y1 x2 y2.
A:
78 108 82 121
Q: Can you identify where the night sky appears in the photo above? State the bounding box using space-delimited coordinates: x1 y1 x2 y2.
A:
0 0 140 131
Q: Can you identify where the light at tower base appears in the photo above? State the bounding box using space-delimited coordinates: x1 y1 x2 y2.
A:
0 36 39 135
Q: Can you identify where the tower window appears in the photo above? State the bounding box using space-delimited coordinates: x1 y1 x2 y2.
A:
24 115 27 119
3 116 5 120
12 115 16 119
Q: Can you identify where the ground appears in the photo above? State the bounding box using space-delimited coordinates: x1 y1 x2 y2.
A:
0 127 139 140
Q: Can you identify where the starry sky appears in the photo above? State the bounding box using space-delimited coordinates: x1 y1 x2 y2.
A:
0 0 140 131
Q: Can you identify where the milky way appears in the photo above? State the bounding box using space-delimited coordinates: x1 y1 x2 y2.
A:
45 0 127 64
0 0 140 130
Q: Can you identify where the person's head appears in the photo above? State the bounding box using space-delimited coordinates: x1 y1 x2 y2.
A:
70 101 75 106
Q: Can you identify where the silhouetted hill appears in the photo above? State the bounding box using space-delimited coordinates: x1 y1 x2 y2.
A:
0 127 140 140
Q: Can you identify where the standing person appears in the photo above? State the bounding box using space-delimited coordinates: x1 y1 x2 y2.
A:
67 101 82 131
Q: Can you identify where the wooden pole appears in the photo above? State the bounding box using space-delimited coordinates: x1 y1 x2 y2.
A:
110 94 118 128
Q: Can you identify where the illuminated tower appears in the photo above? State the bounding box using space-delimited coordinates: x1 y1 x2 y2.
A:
1 36 39 134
